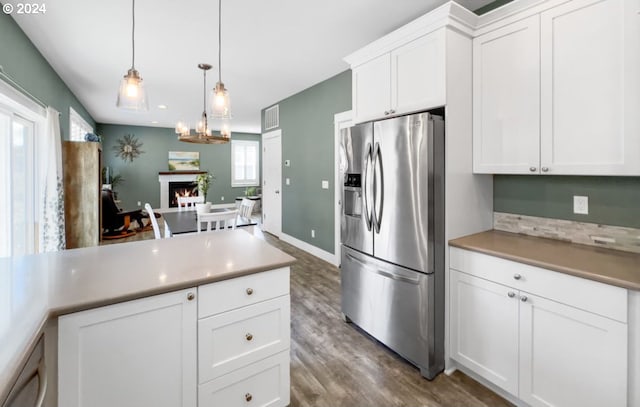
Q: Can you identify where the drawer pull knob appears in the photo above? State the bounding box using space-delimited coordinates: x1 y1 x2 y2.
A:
246 288 254 295
245 393 253 402
187 292 195 301
520 295 528 302
507 291 515 298
541 167 549 172
384 110 390 115
513 274 522 280
246 333 253 341
529 167 536 172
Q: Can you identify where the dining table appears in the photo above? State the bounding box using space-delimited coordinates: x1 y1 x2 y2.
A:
161 208 248 237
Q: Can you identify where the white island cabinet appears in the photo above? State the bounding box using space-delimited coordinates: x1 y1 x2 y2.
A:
58 267 291 407
473 0 640 175
449 247 628 407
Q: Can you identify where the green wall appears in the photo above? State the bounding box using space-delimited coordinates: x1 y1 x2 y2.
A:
0 12 95 136
474 0 514 15
494 175 640 228
98 123 261 210
261 70 352 253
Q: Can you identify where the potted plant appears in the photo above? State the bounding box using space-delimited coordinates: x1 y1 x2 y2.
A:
195 172 215 213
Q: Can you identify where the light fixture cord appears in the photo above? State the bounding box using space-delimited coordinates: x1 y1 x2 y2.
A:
218 0 222 83
203 67 208 132
131 0 136 69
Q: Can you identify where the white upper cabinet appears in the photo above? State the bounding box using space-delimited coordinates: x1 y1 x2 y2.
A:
351 29 446 124
473 0 640 175
473 16 540 174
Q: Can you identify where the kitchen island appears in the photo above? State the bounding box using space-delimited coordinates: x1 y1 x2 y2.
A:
0 230 295 406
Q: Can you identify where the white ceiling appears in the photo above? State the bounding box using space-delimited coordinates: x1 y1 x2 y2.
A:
6 0 493 134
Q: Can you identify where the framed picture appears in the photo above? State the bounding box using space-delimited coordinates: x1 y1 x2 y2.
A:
168 151 200 171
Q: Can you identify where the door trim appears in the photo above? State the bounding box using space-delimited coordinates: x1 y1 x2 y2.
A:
334 110 353 267
261 129 282 237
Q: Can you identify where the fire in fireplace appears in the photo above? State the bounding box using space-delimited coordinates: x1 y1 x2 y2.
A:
168 181 199 208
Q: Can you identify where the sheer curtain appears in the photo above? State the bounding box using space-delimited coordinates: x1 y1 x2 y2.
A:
39 107 65 252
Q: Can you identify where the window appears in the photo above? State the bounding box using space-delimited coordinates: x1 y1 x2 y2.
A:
0 85 43 257
69 107 93 141
231 140 259 187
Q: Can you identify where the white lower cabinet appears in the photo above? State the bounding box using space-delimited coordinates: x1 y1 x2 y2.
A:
450 248 628 407
58 267 291 407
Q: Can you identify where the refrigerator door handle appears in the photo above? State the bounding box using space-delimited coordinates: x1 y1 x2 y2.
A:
345 253 420 285
362 143 373 231
372 142 384 234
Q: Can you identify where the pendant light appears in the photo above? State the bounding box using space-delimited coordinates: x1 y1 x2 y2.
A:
116 0 148 110
176 64 230 144
210 0 231 120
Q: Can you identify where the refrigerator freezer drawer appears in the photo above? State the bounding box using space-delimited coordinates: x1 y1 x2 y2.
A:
341 246 443 379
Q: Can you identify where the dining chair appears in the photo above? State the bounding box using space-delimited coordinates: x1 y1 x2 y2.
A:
144 203 162 239
177 195 204 211
237 198 256 223
197 210 239 233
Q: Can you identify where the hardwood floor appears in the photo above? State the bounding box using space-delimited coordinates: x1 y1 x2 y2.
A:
102 224 511 406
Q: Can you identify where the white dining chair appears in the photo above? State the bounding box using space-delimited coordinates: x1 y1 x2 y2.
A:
144 203 162 239
177 195 204 211
237 198 256 223
197 210 239 233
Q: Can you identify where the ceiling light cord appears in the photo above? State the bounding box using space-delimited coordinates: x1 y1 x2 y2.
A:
218 0 222 83
131 0 136 69
202 68 208 133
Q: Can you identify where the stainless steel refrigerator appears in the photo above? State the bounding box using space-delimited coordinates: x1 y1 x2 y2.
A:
340 112 445 379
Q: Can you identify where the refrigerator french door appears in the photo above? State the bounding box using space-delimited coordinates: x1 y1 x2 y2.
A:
340 112 445 379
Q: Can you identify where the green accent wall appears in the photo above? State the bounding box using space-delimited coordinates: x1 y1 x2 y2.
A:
474 0 514 15
261 71 352 254
98 123 261 210
0 11 95 136
494 175 640 228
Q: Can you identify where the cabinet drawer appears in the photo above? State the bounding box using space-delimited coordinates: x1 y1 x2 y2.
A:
450 247 627 322
198 295 290 383
198 267 290 318
198 351 290 407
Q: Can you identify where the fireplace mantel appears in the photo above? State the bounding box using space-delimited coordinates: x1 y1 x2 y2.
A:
158 171 206 209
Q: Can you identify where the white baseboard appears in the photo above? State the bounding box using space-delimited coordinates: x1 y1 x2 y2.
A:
279 233 339 266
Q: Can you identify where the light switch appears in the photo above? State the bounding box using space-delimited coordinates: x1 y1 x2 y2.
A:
573 196 588 215
286 178 290 185
284 159 291 167
322 180 329 189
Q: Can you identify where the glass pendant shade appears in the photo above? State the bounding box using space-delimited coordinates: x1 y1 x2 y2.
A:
210 82 231 119
117 68 148 110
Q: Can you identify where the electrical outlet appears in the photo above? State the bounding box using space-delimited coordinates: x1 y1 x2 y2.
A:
311 229 315 238
573 196 588 215
285 159 291 167
322 180 329 189
286 178 290 185
137 201 141 206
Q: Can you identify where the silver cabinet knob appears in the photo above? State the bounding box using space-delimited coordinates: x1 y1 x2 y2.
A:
520 295 528 302
245 333 253 341
507 291 516 298
541 167 549 172
513 274 522 280
390 109 396 114
245 393 253 402
529 167 537 172
187 292 195 301
384 111 390 115
275 190 280 194
246 287 254 295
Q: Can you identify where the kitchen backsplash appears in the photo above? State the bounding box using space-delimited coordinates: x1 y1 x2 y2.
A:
494 212 640 254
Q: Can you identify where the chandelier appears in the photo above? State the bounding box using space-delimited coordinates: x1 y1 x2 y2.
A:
176 0 231 144
176 64 230 144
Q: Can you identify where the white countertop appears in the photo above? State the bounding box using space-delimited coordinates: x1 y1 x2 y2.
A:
0 230 295 403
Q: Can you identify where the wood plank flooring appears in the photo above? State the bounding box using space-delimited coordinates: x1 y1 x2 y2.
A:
103 224 512 406
261 233 513 407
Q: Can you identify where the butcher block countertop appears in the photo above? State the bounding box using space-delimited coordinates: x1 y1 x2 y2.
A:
449 230 640 291
0 230 295 404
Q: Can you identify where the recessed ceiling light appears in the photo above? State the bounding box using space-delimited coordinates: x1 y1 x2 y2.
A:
157 104 168 109
151 120 159 124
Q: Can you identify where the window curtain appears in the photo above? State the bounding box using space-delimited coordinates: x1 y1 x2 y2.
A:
39 107 65 252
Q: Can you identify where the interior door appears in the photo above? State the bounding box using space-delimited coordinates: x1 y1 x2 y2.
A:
262 130 282 237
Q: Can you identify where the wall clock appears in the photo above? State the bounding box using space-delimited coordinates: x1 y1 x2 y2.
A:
113 134 144 163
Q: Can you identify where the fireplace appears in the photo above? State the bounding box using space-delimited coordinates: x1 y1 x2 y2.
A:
168 181 199 208
158 171 206 209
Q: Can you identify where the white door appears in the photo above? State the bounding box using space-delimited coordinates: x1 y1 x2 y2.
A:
472 15 541 174
450 270 519 395
262 130 282 237
352 53 391 123
519 292 627 407
540 0 640 175
58 288 198 407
